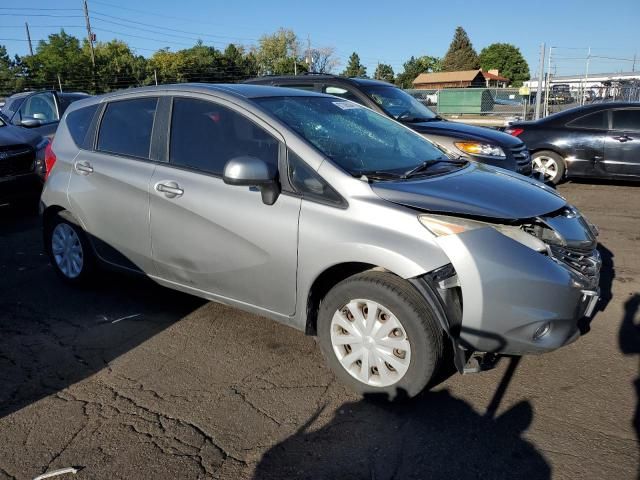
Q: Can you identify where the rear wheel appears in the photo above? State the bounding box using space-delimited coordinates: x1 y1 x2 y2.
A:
45 212 95 284
532 150 565 185
317 271 444 400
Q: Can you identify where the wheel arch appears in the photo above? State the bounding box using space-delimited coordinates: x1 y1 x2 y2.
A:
304 262 380 335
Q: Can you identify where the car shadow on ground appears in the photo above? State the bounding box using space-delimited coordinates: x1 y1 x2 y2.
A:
253 356 551 480
619 293 640 477
0 208 205 419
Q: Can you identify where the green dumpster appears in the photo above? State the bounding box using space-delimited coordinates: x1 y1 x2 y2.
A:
438 89 495 115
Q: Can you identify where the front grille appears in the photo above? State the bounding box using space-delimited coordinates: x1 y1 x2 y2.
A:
550 245 601 284
0 145 35 178
510 144 532 173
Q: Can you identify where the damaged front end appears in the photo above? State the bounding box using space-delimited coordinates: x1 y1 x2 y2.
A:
413 205 601 368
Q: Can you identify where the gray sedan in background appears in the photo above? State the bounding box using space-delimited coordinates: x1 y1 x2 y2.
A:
40 84 601 399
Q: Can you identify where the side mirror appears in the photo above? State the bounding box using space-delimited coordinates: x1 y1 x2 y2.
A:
223 156 280 205
20 118 43 128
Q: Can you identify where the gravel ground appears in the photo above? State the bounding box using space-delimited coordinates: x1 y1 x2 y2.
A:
0 180 638 480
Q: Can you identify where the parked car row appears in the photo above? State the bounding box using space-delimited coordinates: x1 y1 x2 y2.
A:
39 84 602 400
0 90 89 208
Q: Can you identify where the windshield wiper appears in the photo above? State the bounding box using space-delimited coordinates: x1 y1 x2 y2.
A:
403 157 467 178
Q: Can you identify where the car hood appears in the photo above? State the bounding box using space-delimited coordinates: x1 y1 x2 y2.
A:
371 162 566 220
406 119 523 148
0 123 41 148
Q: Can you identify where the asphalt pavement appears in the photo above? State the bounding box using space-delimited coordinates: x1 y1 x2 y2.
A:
0 180 638 479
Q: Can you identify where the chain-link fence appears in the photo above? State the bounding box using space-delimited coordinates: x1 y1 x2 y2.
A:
406 88 529 126
406 84 640 126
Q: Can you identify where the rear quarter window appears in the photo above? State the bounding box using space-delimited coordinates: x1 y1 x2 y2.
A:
66 104 99 147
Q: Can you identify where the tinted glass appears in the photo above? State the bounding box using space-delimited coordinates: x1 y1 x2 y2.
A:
280 84 316 91
66 104 99 147
97 98 157 158
612 109 640 131
569 111 606 129
361 85 437 121
288 150 343 206
256 96 448 175
322 85 363 104
170 97 279 175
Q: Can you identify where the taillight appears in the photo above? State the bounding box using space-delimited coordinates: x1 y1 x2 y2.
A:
505 128 524 137
44 141 57 180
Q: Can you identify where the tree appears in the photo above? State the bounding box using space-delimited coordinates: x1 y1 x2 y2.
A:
92 40 146 91
21 30 92 90
395 55 442 88
342 52 366 77
479 43 530 87
306 46 339 73
255 28 306 75
374 63 394 83
441 27 479 71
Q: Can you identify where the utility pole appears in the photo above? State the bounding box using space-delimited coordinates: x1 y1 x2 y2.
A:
25 22 34 56
534 42 545 120
57 74 63 93
633 53 637 72
306 34 312 72
544 46 553 117
582 47 591 106
154 69 158 86
83 0 96 68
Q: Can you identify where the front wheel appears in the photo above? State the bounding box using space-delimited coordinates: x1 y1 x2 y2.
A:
531 150 565 185
317 271 445 400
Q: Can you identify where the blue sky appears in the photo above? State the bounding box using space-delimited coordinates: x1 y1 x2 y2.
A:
1 0 639 78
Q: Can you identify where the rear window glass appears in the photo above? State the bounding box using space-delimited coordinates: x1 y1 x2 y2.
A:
568 111 606 129
97 98 158 159
66 104 98 147
612 109 640 131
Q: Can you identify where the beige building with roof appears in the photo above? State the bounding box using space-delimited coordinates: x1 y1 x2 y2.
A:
412 69 509 89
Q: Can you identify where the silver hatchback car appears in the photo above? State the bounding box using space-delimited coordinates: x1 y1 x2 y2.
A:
41 84 601 399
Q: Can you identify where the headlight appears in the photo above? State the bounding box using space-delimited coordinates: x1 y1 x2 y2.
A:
454 142 506 158
419 214 547 252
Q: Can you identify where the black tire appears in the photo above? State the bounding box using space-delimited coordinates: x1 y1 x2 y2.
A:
317 271 445 400
531 150 566 185
44 211 96 285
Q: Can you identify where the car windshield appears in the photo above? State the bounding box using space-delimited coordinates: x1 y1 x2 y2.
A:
255 96 453 176
361 85 438 122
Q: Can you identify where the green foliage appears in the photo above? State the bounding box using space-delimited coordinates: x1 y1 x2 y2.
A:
21 30 92 90
442 27 479 71
342 52 367 78
92 40 146 92
374 63 394 83
395 56 442 88
255 28 306 75
479 43 530 87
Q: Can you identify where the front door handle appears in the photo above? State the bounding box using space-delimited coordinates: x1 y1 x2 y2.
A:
74 161 94 175
155 181 184 198
613 135 632 142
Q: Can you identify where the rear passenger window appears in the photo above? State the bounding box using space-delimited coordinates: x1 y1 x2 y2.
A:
568 111 607 129
97 98 158 159
612 109 640 131
66 104 98 147
169 97 279 176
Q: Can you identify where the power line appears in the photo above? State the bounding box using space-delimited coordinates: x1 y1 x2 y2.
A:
0 13 85 18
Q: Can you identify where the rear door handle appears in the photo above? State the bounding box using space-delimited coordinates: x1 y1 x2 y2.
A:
613 135 632 142
74 161 93 175
155 181 184 198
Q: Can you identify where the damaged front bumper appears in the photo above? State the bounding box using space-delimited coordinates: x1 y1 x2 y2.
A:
432 225 601 356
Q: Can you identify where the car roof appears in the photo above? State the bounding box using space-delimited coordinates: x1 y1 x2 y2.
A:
541 101 640 123
6 90 90 99
89 83 332 103
244 74 395 88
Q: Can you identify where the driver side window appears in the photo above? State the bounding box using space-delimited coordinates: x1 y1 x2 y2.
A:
15 92 58 124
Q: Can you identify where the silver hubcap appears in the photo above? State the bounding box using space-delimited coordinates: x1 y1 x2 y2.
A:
532 155 559 182
331 299 411 387
51 223 84 278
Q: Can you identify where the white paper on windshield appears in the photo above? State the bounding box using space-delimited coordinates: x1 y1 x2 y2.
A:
332 101 361 110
